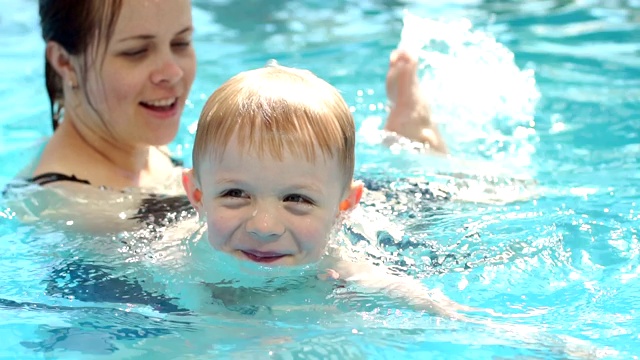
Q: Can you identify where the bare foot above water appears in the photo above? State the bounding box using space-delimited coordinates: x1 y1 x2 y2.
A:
385 49 447 154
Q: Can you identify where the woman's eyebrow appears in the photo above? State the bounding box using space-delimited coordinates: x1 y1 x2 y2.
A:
117 26 193 43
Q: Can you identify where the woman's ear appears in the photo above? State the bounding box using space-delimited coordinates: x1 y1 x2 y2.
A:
182 169 204 213
339 181 364 212
46 41 78 88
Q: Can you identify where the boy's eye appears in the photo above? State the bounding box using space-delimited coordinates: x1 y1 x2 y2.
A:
283 194 314 205
221 189 248 198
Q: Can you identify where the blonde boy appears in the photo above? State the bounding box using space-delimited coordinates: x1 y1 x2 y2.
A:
182 65 363 267
180 63 488 319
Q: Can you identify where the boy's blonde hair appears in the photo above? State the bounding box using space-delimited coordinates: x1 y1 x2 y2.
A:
192 65 356 190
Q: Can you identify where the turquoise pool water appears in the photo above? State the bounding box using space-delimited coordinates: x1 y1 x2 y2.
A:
1 0 639 359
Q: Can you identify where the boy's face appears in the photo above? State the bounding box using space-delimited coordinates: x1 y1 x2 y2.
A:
183 135 362 266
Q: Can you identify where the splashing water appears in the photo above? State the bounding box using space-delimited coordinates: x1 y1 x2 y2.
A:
398 12 540 166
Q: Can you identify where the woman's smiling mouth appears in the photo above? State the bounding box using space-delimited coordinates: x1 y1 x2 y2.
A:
140 97 178 111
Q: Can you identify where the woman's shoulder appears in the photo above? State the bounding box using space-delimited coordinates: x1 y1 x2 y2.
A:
29 155 95 186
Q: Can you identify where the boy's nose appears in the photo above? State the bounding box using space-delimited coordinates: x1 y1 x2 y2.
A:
245 205 284 242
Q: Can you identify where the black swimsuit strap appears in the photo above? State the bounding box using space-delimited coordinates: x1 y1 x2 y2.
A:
27 157 183 187
29 172 91 186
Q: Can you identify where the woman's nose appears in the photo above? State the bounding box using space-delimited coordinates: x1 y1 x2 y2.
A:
150 52 184 86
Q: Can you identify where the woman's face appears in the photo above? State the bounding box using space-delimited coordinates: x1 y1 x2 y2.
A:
77 0 196 148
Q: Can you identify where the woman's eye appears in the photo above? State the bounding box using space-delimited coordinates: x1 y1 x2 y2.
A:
283 194 313 205
171 41 192 49
221 189 247 198
122 48 147 57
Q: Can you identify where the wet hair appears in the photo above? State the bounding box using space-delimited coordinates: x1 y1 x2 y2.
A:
192 65 356 189
39 0 123 130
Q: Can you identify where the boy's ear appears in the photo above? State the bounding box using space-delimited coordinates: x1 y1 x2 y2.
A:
339 181 364 212
182 169 203 212
46 41 78 88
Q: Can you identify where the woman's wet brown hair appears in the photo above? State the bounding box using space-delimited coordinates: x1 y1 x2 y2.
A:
39 0 123 130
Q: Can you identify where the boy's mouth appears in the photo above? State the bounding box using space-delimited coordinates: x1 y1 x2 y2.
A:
240 250 287 264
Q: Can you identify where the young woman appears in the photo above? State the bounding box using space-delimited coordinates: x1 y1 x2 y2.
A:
34 0 196 191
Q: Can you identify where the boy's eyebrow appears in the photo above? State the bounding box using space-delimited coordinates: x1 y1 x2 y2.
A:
214 178 326 195
117 26 193 42
213 177 245 187
285 183 326 195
